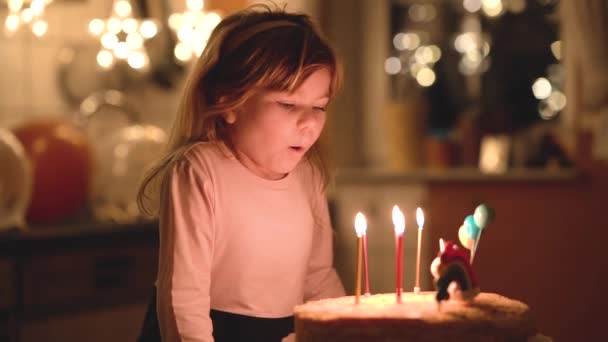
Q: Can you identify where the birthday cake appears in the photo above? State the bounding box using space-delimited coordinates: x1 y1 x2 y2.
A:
295 205 548 342
294 292 537 342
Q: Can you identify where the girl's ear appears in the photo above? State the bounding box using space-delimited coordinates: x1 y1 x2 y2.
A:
223 110 236 124
219 96 237 124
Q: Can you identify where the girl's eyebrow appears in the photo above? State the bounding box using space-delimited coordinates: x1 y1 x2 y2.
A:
272 93 330 102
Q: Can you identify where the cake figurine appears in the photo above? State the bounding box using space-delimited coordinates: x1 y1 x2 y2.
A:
430 239 480 302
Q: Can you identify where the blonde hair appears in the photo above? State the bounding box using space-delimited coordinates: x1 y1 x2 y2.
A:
137 4 342 216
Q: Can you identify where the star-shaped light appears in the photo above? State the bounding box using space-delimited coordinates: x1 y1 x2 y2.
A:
4 0 52 37
88 0 158 70
168 0 221 63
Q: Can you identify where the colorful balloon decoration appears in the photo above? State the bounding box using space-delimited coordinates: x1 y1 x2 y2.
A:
13 119 93 224
0 128 32 230
471 204 496 263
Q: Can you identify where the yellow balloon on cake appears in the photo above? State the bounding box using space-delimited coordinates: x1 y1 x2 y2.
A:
458 224 475 249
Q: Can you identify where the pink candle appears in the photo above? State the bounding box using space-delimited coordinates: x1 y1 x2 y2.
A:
362 234 370 295
392 205 405 303
415 207 425 294
396 233 403 301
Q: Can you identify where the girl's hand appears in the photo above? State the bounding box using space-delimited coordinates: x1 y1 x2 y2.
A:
282 333 296 342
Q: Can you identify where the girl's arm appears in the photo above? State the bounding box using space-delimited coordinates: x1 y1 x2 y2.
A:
156 158 215 342
303 190 346 301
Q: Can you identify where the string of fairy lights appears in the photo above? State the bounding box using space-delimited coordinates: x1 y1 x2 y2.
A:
88 0 159 70
4 0 52 37
386 0 564 120
169 0 222 63
3 0 221 70
2 0 564 119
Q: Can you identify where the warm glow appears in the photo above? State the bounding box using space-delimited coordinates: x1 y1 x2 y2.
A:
89 18 105 35
532 78 552 99
463 0 482 13
187 0 205 11
479 136 509 174
5 14 20 32
139 20 158 39
20 8 34 23
168 13 182 31
122 18 138 34
101 32 119 49
416 67 436 87
394 32 420 51
5 0 53 36
385 57 402 75
114 0 132 18
174 42 193 62
354 212 367 237
8 0 24 12
114 42 130 59
551 40 561 61
106 17 122 34
414 46 434 64
90 1 157 71
416 208 424 229
169 4 221 63
127 51 147 69
547 90 566 111
31 20 47 36
126 33 144 49
392 205 405 235
96 50 114 69
482 0 504 17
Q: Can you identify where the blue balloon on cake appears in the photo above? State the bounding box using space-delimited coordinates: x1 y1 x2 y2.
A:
464 215 480 239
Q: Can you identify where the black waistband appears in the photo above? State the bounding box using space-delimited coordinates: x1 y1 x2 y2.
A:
211 309 294 342
137 288 294 342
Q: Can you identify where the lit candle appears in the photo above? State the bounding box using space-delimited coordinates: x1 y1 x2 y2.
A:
354 212 367 304
414 207 425 294
392 205 405 303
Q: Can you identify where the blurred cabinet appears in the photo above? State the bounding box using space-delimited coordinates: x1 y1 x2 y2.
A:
0 222 158 342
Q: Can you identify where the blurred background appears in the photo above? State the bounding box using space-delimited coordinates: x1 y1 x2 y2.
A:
0 0 606 341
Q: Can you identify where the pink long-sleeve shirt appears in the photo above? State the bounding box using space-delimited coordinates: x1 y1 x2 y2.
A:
156 141 345 341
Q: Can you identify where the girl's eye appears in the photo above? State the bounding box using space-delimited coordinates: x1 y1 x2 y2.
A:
277 102 295 109
313 106 327 112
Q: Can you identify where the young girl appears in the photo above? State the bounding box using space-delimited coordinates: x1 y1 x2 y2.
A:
136 4 345 342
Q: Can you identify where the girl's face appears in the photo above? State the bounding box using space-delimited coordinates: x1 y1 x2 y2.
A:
226 68 331 180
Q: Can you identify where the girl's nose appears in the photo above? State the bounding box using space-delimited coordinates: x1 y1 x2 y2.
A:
297 108 325 131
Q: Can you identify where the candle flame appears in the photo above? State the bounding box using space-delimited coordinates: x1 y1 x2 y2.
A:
392 205 405 235
354 212 367 237
439 238 445 253
416 207 424 229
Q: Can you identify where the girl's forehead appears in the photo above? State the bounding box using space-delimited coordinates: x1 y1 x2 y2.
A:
263 69 333 97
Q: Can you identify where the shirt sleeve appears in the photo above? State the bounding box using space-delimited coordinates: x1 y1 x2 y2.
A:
303 186 346 301
156 158 215 342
